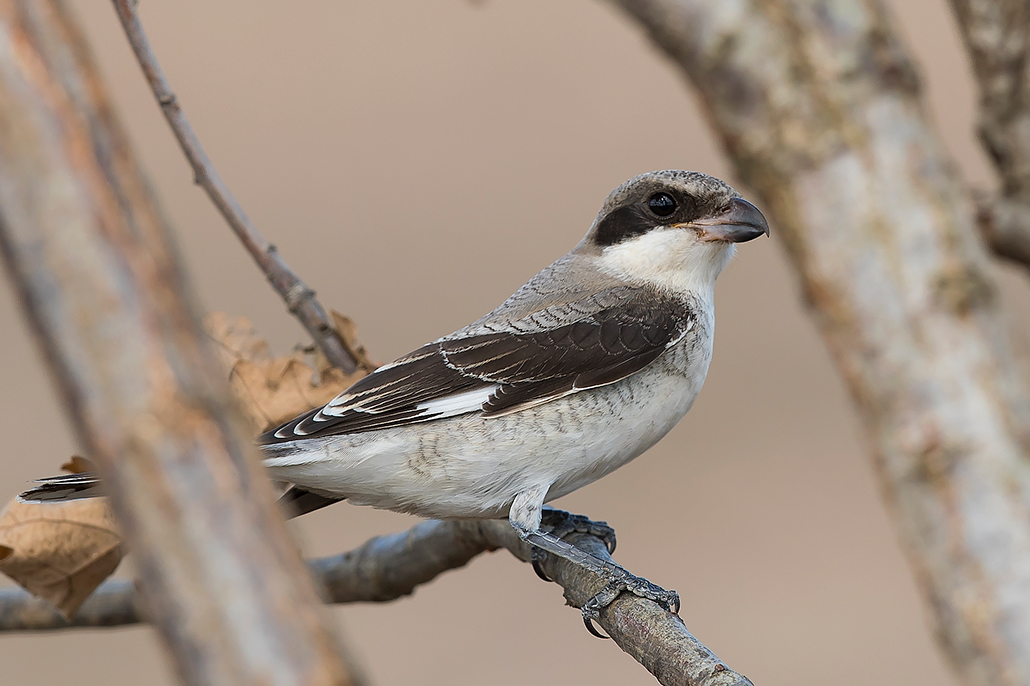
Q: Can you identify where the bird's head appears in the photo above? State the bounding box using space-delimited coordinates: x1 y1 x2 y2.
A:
578 170 769 296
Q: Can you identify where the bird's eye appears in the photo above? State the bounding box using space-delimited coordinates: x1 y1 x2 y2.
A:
647 192 677 217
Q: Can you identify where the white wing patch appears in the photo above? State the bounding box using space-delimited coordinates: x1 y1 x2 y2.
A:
415 386 499 418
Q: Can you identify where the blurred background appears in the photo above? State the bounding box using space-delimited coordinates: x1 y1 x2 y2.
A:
1 1 1028 684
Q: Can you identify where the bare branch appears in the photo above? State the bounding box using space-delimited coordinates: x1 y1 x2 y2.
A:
110 0 363 374
0 1 357 683
0 518 751 686
604 1 1030 684
950 0 1030 273
0 579 142 631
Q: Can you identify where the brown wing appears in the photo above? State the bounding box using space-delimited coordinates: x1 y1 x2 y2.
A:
258 292 694 443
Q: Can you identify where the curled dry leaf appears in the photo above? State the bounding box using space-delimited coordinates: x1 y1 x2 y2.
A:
205 311 375 434
329 309 378 374
0 458 122 619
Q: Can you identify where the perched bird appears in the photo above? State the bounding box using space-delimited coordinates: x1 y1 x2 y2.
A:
23 170 768 627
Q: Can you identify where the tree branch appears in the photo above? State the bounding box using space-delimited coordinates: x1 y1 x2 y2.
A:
110 0 363 374
0 518 752 686
0 1 357 683
604 1 1030 684
949 0 1030 274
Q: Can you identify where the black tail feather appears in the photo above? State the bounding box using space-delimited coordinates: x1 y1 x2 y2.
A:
19 472 104 502
277 486 345 518
20 472 344 520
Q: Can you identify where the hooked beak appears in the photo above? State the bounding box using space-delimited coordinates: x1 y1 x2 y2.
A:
681 197 770 243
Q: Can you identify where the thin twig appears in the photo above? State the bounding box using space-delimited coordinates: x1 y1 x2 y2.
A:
110 0 361 373
0 519 752 686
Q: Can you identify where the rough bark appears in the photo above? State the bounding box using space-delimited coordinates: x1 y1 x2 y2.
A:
950 0 1030 273
0 1 356 684
0 518 752 686
605 1 1030 685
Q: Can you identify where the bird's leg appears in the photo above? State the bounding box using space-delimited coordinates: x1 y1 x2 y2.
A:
509 488 680 637
531 507 617 582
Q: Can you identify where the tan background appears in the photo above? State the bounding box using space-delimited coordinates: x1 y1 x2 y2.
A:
1 1 1028 684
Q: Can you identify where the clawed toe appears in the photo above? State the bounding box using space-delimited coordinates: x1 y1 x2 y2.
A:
627 575 678 614
539 507 617 554
514 512 674 639
531 549 553 582
583 616 610 639
578 568 679 637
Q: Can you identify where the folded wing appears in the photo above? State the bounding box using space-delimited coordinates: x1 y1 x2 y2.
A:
259 290 694 443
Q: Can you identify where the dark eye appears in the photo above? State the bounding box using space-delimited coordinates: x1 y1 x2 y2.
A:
647 192 677 217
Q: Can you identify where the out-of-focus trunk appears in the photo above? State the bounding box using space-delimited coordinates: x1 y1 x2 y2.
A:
607 1 1030 684
0 1 358 684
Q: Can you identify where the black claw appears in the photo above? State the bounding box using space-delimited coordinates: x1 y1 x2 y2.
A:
521 513 669 639
670 592 681 614
583 616 610 639
532 556 553 583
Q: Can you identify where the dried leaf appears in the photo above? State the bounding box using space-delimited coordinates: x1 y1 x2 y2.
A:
0 493 122 618
204 312 375 434
0 311 373 618
60 455 96 475
204 311 273 369
329 309 378 373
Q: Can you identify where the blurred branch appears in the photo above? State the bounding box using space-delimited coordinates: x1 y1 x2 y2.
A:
110 0 364 374
0 518 752 686
604 1 1030 685
0 1 357 683
949 0 1030 274
0 579 143 631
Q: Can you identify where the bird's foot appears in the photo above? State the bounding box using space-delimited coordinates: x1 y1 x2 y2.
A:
510 492 676 639
517 513 676 638
579 567 680 638
539 506 617 554
532 508 616 582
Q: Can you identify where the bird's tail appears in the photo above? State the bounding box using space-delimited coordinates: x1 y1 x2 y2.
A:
277 486 344 517
18 472 104 503
18 468 344 519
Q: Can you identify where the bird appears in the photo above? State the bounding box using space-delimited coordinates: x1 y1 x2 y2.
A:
22 170 768 628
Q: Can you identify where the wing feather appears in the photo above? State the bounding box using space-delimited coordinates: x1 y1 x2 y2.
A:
258 289 695 444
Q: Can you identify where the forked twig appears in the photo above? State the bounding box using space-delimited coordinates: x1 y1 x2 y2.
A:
110 0 362 373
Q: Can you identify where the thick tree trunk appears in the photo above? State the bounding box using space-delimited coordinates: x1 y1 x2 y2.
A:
607 1 1030 684
0 1 357 684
